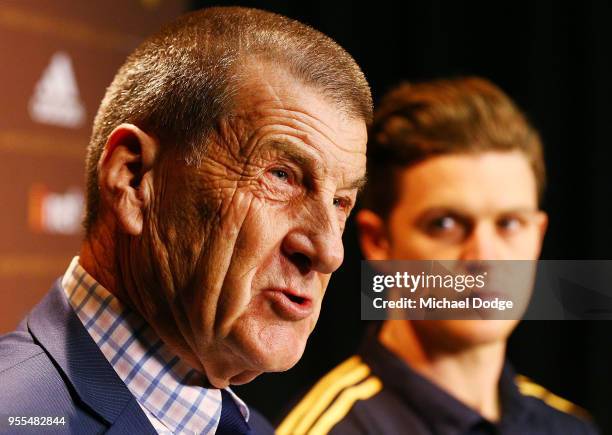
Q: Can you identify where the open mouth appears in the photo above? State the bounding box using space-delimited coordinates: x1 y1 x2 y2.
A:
264 288 314 321
284 292 308 306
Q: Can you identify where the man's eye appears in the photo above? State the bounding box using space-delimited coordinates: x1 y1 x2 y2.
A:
431 216 456 231
333 197 350 210
498 216 522 232
424 215 467 241
269 169 290 182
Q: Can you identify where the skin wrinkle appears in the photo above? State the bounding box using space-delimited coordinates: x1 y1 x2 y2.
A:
257 136 362 214
149 165 178 297
144 236 188 348
238 57 356 142
221 119 274 201
187 186 256 366
132 167 203 364
217 97 362 218
256 110 359 155
151 161 177 298
236 62 362 158
248 110 360 158
211 191 253 336
126 152 212 369
262 139 366 194
235 78 364 155
216 117 252 169
178 208 232 372
84 219 118 292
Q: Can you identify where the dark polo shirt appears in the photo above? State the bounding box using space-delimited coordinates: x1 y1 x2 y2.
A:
279 326 599 435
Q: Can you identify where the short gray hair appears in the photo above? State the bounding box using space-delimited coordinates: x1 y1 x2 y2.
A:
84 6 372 233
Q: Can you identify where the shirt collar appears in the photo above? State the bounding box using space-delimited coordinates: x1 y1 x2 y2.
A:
359 323 531 434
62 256 249 434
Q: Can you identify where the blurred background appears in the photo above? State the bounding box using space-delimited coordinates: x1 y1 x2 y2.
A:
1 0 610 432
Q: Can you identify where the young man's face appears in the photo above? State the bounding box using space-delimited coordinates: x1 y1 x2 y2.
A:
357 150 547 346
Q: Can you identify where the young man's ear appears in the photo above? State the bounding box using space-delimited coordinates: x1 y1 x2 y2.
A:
535 210 549 256
97 124 159 236
355 209 391 260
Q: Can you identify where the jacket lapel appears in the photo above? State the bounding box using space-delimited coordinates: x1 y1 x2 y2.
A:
27 280 156 434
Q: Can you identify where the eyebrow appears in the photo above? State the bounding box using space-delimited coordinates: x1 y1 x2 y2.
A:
269 140 316 169
348 174 368 192
418 206 540 220
267 140 367 191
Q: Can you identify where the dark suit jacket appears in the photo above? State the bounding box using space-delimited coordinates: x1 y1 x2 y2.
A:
0 280 274 434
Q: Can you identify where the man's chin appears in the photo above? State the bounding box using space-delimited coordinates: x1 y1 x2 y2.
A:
245 335 306 373
265 345 305 372
228 370 263 386
208 344 302 388
230 325 309 375
205 366 263 389
414 319 517 350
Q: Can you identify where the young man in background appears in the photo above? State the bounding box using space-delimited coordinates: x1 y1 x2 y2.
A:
278 77 598 435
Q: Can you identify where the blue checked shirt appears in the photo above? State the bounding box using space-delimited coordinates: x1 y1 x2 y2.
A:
61 256 249 434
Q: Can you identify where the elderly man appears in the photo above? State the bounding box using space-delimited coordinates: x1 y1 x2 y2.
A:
279 78 599 434
0 7 371 434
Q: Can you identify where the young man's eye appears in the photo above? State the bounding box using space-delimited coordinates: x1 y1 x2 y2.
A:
424 215 468 242
426 216 461 235
498 216 522 232
431 216 456 230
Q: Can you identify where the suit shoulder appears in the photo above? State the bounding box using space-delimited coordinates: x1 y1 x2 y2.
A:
516 375 599 433
0 325 45 375
277 356 382 435
0 327 74 415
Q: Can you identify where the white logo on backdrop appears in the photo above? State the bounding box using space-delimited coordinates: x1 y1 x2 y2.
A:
30 186 84 235
28 51 86 129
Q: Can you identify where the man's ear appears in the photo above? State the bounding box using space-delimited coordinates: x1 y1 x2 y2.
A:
97 124 159 236
535 210 549 255
355 209 391 260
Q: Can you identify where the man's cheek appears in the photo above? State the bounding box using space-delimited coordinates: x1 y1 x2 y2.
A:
319 273 333 294
238 187 295 243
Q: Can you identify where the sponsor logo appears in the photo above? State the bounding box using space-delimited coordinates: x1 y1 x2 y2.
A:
28 51 86 129
28 184 84 235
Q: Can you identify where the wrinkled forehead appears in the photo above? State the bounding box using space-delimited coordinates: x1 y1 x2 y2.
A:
229 61 368 169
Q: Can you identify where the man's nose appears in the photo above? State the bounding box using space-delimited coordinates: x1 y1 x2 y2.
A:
459 222 502 261
281 207 344 275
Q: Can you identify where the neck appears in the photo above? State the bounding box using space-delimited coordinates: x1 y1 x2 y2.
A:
379 320 506 422
80 218 162 318
79 220 206 376
80 221 119 298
